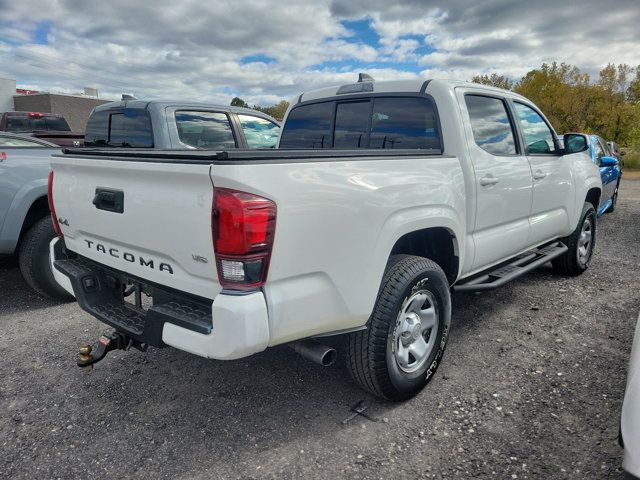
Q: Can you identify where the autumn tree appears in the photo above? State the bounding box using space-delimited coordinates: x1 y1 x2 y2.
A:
471 73 514 90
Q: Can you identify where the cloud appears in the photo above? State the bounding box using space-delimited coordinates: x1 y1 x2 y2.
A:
0 0 638 106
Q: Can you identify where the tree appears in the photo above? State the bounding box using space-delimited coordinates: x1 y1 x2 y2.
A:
230 97 249 108
471 73 514 90
253 100 289 121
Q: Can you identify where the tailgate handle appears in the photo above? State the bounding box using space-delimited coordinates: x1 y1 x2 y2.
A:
93 188 124 213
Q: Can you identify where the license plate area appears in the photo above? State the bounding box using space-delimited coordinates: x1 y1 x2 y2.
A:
122 280 153 312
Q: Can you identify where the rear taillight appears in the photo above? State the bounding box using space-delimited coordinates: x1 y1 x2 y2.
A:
47 171 62 236
212 188 276 290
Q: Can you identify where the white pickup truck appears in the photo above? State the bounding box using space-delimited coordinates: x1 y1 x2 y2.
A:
49 78 602 401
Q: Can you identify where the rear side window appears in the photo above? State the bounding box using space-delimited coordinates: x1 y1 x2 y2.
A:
238 114 280 148
369 97 440 150
175 111 236 149
280 96 441 151
465 95 517 155
84 109 153 147
279 101 333 148
5 117 31 132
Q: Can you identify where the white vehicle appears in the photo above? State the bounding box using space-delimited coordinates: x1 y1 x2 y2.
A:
621 314 640 479
49 77 602 401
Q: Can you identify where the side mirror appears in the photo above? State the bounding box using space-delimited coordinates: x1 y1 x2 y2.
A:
600 156 618 167
562 133 589 154
620 150 626 157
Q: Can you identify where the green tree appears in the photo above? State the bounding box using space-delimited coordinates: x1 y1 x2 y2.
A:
230 97 249 108
253 100 289 121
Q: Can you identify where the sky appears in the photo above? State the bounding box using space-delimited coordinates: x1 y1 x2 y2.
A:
0 0 639 106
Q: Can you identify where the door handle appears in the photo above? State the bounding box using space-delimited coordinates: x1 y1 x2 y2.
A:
533 170 547 180
480 175 499 186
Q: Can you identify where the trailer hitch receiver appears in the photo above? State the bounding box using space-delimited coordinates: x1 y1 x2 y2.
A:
77 331 147 368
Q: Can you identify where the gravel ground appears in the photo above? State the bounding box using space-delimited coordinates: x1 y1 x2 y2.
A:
1 179 639 479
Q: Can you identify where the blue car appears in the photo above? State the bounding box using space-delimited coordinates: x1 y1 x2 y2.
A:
560 134 621 216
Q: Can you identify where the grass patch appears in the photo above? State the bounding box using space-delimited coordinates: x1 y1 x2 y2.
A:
624 150 640 170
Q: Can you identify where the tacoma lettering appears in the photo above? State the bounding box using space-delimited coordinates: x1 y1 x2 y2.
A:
83 240 173 274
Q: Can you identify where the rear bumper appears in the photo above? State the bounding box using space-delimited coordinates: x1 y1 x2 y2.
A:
50 237 269 360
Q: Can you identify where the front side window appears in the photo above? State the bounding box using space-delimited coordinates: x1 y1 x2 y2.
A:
175 111 236 149
238 115 280 149
514 102 557 154
593 137 605 163
333 101 370 148
370 97 440 150
465 95 517 155
279 101 333 149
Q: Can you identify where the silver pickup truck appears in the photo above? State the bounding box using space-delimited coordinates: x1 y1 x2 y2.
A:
84 100 281 149
0 132 71 299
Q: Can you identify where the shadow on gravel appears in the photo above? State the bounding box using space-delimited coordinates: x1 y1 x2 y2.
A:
0 260 62 314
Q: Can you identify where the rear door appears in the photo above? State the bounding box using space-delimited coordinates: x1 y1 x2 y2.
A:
457 90 533 269
512 101 574 245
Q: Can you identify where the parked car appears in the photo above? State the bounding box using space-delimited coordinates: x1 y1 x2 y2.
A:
48 77 601 401
560 134 621 215
83 100 281 149
0 111 84 147
608 140 625 166
0 132 72 300
621 314 640 479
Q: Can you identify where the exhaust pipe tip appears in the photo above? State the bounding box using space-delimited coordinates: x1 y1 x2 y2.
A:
290 340 337 367
320 347 337 367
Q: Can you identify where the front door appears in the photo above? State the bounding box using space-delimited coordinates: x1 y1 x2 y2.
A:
512 101 575 246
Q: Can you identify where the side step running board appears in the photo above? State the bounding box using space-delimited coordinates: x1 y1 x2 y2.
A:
453 242 568 292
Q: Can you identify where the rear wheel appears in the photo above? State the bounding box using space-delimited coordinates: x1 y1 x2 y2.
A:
18 216 73 301
552 203 596 276
346 255 451 401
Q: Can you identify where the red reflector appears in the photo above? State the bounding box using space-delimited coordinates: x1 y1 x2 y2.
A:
47 171 62 236
212 188 276 290
0 152 6 162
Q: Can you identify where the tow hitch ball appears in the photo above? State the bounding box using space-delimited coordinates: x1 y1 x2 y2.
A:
77 331 147 368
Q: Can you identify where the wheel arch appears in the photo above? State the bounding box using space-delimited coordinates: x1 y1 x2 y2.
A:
389 227 460 285
585 187 601 212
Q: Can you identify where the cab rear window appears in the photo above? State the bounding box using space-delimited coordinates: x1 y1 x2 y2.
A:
279 96 442 151
84 109 153 147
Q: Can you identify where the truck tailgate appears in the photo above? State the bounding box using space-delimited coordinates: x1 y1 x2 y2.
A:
51 156 220 299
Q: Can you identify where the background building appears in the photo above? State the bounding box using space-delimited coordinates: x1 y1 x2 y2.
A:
0 78 110 132
13 93 109 131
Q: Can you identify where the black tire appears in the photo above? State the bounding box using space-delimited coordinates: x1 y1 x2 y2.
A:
552 202 596 276
346 255 451 401
18 216 73 301
606 181 619 213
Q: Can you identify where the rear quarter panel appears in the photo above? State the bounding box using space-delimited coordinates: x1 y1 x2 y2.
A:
211 156 466 345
